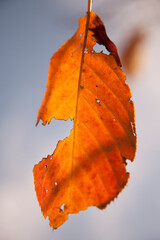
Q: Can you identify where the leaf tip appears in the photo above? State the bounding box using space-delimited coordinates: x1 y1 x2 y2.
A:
35 120 39 127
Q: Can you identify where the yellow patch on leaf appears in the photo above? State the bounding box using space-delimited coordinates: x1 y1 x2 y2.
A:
33 11 136 229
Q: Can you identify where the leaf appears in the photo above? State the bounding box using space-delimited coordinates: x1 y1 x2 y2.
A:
33 11 136 229
121 30 146 75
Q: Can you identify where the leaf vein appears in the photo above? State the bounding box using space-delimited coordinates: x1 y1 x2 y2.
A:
80 120 119 190
84 61 131 121
81 87 132 148
76 140 110 198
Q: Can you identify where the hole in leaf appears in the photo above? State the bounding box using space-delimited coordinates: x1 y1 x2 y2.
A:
84 48 88 53
96 99 100 105
113 118 116 122
45 164 47 168
80 33 83 37
72 65 75 68
46 189 48 193
93 43 107 53
50 157 52 160
60 203 65 213
54 182 58 186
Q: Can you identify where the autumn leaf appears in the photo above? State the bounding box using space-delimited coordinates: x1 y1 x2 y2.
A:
33 10 136 229
121 30 146 75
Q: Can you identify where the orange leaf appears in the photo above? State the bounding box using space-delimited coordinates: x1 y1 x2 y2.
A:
33 11 136 229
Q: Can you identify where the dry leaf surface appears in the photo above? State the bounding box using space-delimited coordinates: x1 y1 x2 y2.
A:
33 11 136 229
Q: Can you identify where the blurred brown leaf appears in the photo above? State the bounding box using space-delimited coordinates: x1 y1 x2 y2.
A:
121 30 146 75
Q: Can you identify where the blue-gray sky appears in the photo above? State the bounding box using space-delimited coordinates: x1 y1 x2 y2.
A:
1 0 160 239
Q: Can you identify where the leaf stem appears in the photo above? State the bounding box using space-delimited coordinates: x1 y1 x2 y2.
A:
88 0 92 12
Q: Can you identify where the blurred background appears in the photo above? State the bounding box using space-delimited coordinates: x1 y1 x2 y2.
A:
1 0 160 239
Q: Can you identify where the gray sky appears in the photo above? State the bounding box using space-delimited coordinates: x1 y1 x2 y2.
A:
1 0 160 239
